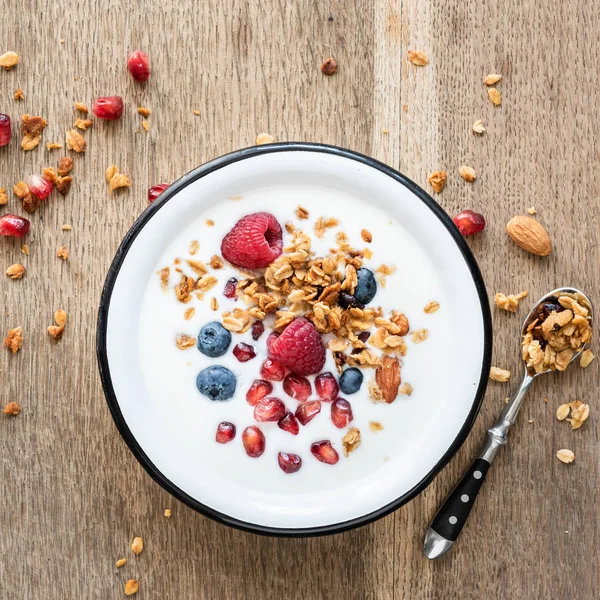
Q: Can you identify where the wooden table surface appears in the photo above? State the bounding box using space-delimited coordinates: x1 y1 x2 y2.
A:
1 0 599 598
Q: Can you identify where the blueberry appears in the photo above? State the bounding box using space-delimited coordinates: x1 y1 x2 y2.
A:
353 268 377 305
196 365 236 401
339 368 363 395
197 321 231 357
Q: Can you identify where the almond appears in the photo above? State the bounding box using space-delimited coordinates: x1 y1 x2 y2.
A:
375 356 401 403
506 215 551 256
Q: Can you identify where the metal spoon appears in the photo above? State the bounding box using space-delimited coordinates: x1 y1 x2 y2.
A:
423 287 593 559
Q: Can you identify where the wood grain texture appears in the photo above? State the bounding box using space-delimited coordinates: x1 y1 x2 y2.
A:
0 0 598 598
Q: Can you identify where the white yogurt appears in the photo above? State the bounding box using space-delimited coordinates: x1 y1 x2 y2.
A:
138 186 450 497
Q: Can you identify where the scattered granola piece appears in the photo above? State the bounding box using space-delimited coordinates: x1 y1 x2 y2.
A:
65 129 86 152
3 401 21 416
361 229 372 243
57 157 74 176
369 421 383 432
210 297 218 311
141 120 150 132
0 188 7 205
14 88 24 100
73 102 88 113
569 401 590 429
527 207 537 215
408 50 428 66
472 119 486 134
321 57 337 75
427 171 446 193
488 87 502 106
6 264 25 279
459 165 477 182
424 301 440 314
159 267 169 289
124 580 139 596
0 51 19 70
368 380 383 402
21 244 29 255
4 327 23 353
490 366 510 382
176 334 196 350
164 508 172 518
495 290 528 312
186 259 207 276
375 356 401 403
184 307 195 321
483 73 502 85
131 537 144 555
46 142 63 150
296 206 309 219
399 382 413 395
108 171 131 193
579 349 595 368
138 107 151 117
342 427 361 456
556 449 575 464
74 118 93 131
115 558 127 568
56 245 69 260
21 135 40 151
411 329 428 344
55 176 72 195
47 309 67 341
22 114 47 137
13 181 29 198
256 133 274 145
188 240 199 255
314 216 338 238
206 219 214 227
556 403 570 421
105 165 118 182
210 255 224 269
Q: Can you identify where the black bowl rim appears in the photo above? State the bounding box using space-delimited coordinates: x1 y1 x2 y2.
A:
97 142 492 538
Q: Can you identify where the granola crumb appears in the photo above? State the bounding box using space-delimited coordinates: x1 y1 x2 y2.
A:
568 401 590 429
141 120 150 132
3 401 21 416
0 188 6 205
184 307 195 321
4 327 23 353
424 301 440 314
62 224 72 231
342 427 361 456
488 87 502 106
314 216 338 238
427 171 446 193
138 107 151 118
0 51 19 70
527 207 537 215
408 50 428 66
56 245 69 260
6 264 26 279
321 57 337 75
74 118 93 131
579 349 595 368
368 379 384 402
472 119 486 134
115 558 127 568
14 88 24 100
164 508 172 518
256 133 274 145
159 267 169 289
47 309 67 341
369 421 383 432
107 166 131 193
193 109 200 116
361 229 372 243
21 244 29 255
483 73 502 85
399 382 413 395
210 297 218 311
504 397 510 405
188 240 199 255
556 449 575 464
490 366 510 382
459 165 477 182
410 329 428 344
382 129 389 134
124 580 139 596
210 255 224 269
65 129 86 152
295 206 309 219
73 102 88 113
206 219 214 227
494 290 528 312
556 403 570 421
176 334 196 350
131 537 144 555
46 142 63 150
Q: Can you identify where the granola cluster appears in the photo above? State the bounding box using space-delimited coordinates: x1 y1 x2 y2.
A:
522 293 592 374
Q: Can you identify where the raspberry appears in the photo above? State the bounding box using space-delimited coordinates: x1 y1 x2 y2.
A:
127 50 150 83
268 317 326 375
221 212 283 269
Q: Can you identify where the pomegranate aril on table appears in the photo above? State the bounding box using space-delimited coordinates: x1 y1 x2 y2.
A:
93 96 124 120
260 359 286 381
242 426 265 458
233 342 256 362
148 183 169 202
127 50 150 83
250 320 264 340
0 113 11 146
278 452 302 474
311 441 339 465
331 399 353 429
283 373 311 401
295 400 321 426
223 277 238 299
246 379 273 406
0 214 30 237
453 209 486 236
215 422 236 444
277 412 299 435
26 174 53 199
254 397 286 422
315 372 339 402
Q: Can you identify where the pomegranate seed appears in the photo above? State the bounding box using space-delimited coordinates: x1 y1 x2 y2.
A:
223 277 238 299
93 96 124 120
266 331 279 353
251 321 265 341
278 452 302 474
254 397 286 422
283 374 311 401
233 342 256 362
148 183 169 202
260 359 286 381
311 440 339 465
127 50 150 83
215 421 236 443
315 372 339 402
453 210 486 236
295 400 321 426
331 399 353 428
26 174 53 200
242 426 265 458
0 114 11 146
277 412 300 435
246 379 273 406
0 214 30 237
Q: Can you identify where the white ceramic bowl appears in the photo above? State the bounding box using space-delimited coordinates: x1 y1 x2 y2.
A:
97 143 492 536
